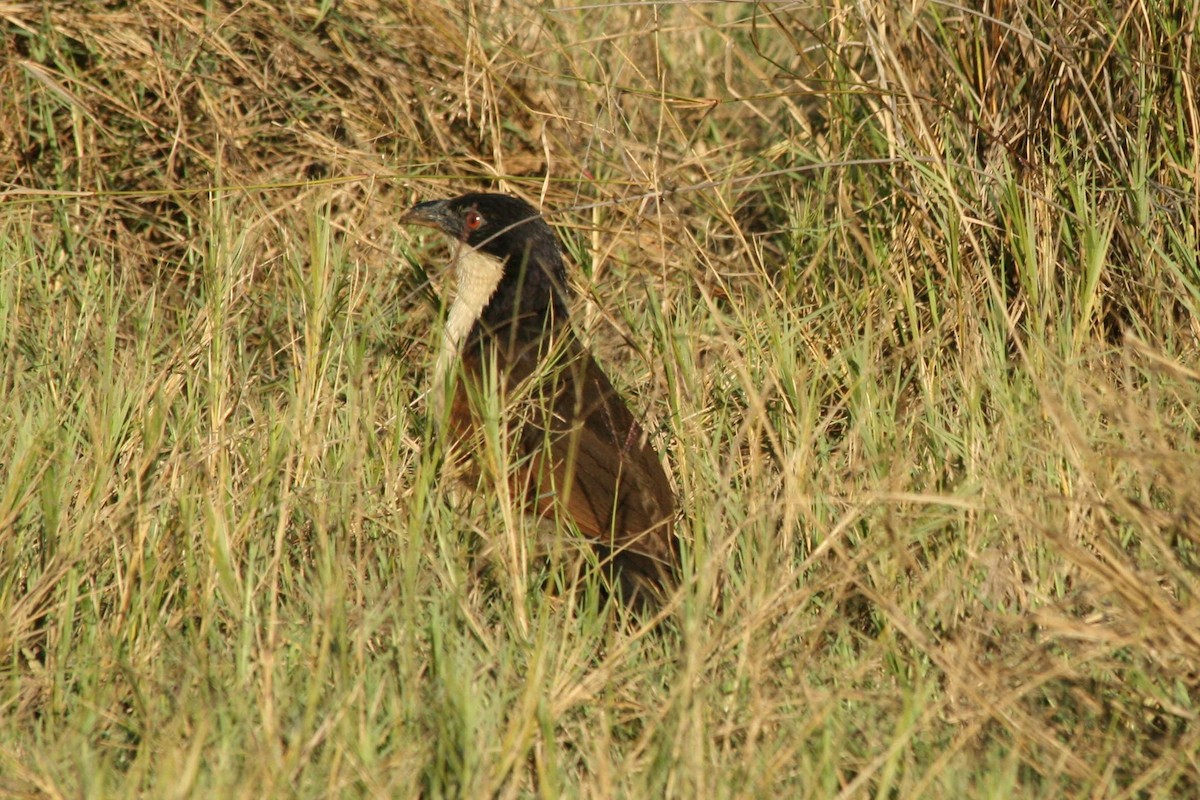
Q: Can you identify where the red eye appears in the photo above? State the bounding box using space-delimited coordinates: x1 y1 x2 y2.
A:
464 210 483 231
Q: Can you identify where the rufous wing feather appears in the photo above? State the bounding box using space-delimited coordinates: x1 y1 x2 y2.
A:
515 342 677 598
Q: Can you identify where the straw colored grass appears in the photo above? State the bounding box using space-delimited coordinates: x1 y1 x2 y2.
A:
2 1 1198 796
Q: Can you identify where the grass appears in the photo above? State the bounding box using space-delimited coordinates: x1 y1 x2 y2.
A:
2 0 1199 796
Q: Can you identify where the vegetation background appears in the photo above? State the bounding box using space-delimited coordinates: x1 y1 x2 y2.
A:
2 1 1198 796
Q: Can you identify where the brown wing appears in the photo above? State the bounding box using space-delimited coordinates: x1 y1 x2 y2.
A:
523 341 677 587
452 334 678 599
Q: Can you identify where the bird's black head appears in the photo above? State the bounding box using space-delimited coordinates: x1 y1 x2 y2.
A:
402 193 555 261
402 193 571 340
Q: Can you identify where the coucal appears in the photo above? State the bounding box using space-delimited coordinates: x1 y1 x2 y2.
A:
402 192 678 606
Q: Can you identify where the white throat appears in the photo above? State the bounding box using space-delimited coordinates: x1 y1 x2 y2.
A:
432 246 507 404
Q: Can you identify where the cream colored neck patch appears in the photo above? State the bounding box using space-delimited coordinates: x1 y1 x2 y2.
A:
431 246 506 408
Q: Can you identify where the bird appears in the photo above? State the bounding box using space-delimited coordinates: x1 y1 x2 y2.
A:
401 192 678 607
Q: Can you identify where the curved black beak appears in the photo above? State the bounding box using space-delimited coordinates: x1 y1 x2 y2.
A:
400 199 454 235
